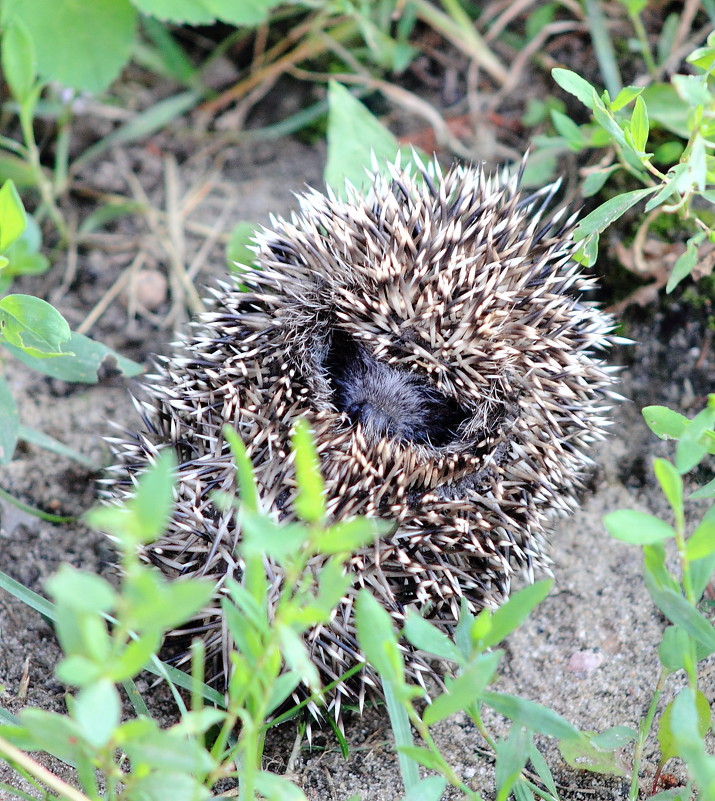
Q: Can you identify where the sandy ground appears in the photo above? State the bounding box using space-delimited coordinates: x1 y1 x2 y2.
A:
0 114 713 801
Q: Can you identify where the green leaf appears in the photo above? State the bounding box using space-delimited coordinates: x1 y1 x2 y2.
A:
109 632 163 681
254 770 309 801
603 509 675 544
132 449 177 542
629 96 649 153
610 85 644 111
222 424 258 513
5 329 142 382
423 651 501 726
46 565 116 614
590 726 638 749
658 626 694 674
552 68 598 109
403 610 464 664
686 518 715 560
0 375 19 464
645 582 715 655
582 165 619 197
226 220 257 269
477 580 553 649
483 691 583 741
689 476 715 500
0 294 70 356
12 0 137 94
355 590 403 684
20 708 83 766
667 235 703 293
559 734 627 776
495 726 531 800
278 625 321 692
325 81 400 196
573 187 656 242
658 689 711 763
402 775 448 801
312 517 387 555
1 19 36 103
676 406 715 473
291 419 325 524
73 679 121 748
643 405 688 440
550 110 587 151
18 423 96 469
74 90 203 172
0 180 27 252
134 0 281 26
653 458 683 523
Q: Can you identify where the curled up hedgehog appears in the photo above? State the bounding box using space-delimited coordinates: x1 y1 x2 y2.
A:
107 156 618 718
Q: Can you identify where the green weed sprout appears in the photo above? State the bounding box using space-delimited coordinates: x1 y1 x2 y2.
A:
603 397 715 799
0 179 141 508
546 31 715 290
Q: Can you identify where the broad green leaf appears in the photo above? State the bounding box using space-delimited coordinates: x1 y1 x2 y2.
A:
55 654 103 687
667 235 703 293
46 565 116 614
483 691 583 741
658 689 711 763
108 632 163 681
689 475 715 500
403 610 463 664
477 580 553 649
550 110 587 151
423 651 501 725
573 187 655 242
642 406 688 440
559 734 627 776
658 626 694 674
686 518 715 560
292 419 325 524
676 406 715 473
226 220 257 269
0 294 69 356
254 770 308 801
582 165 619 197
74 679 121 748
12 0 137 94
20 708 84 766
134 0 282 25
402 775 447 801
1 18 36 103
603 509 675 544
0 180 27 252
0 375 19 464
590 726 638 749
325 81 400 196
5 329 142 382
552 68 598 109
610 85 644 111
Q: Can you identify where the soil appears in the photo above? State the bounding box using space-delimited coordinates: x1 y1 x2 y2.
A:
1 27 714 801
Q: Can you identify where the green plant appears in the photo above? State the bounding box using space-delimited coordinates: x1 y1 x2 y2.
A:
0 178 141 511
545 30 715 292
602 398 715 799
0 421 388 801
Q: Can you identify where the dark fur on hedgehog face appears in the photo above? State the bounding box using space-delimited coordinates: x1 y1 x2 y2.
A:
325 330 471 447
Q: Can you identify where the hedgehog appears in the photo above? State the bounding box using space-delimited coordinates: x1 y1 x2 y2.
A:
107 156 617 718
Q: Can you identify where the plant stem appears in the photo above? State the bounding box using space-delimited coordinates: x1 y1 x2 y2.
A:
629 668 667 800
0 736 90 801
628 10 657 77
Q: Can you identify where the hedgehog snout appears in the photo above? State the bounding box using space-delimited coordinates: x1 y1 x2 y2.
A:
325 331 470 447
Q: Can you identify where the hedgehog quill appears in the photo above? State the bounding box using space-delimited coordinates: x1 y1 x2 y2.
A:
107 157 618 718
